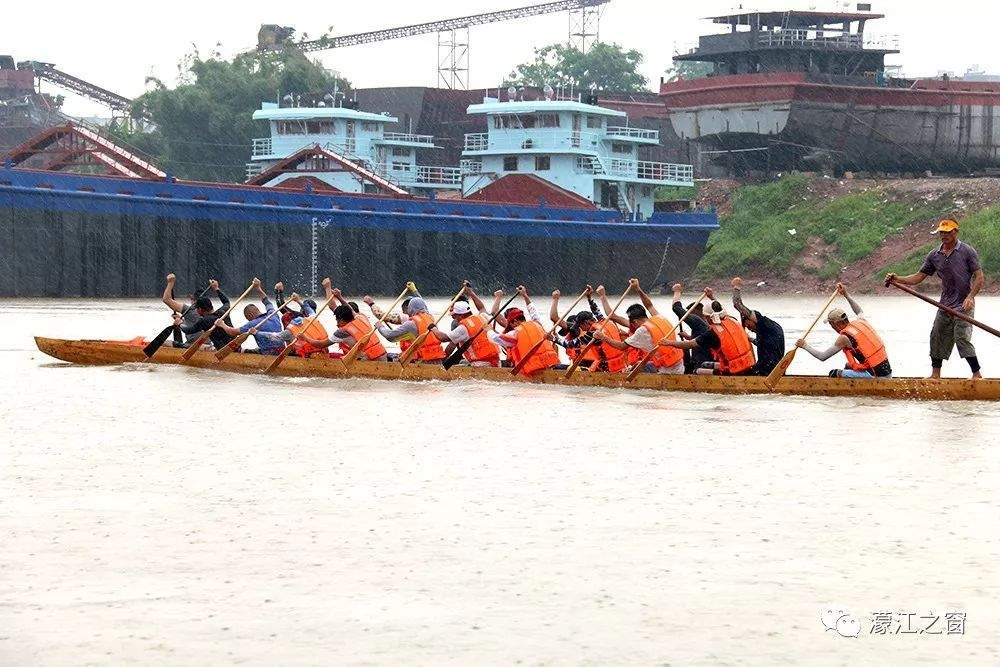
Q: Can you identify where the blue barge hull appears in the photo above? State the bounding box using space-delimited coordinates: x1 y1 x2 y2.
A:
0 167 717 297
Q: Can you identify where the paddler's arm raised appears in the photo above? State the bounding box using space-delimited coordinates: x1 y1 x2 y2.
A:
838 282 864 317
598 285 628 327
549 290 568 327
633 278 660 317
518 286 544 323
491 289 508 330
162 273 185 313
464 284 487 313
730 278 754 322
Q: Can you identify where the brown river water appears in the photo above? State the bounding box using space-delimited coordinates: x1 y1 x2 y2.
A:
2 294 999 665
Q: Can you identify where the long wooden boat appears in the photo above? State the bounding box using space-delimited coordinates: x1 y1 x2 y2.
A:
35 337 1000 402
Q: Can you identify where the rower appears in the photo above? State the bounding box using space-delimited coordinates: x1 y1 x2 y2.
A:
172 278 235 351
671 283 711 373
160 273 212 347
269 294 330 357
795 283 892 379
429 285 501 367
488 286 561 376
302 281 389 361
592 279 685 375
377 297 446 363
730 277 786 376
557 285 627 373
212 278 285 355
368 295 416 357
660 289 756 376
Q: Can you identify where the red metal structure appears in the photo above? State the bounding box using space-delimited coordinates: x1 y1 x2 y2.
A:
2 123 165 178
246 144 409 196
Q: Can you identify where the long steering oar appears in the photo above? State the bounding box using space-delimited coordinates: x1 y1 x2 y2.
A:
511 288 589 377
264 293 338 374
625 290 708 383
886 277 1000 339
442 292 519 370
180 282 257 362
342 283 416 369
215 301 287 362
398 282 468 366
143 283 213 359
764 288 839 389
563 285 631 379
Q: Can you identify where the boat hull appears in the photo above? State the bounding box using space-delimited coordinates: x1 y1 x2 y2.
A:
0 168 716 297
661 73 1000 173
34 337 1000 402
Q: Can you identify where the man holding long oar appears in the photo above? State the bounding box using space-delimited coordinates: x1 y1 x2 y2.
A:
428 284 502 368
212 278 285 356
592 279 686 376
489 285 566 377
178 280 254 360
886 217 985 379
658 288 756 376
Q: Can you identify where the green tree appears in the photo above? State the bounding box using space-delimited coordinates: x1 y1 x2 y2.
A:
664 60 713 82
505 42 648 93
115 50 350 182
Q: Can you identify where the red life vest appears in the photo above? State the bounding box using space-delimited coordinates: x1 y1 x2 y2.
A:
842 319 888 372
410 311 446 361
287 316 329 358
459 313 501 365
341 313 387 361
510 320 559 376
709 316 756 375
584 319 627 372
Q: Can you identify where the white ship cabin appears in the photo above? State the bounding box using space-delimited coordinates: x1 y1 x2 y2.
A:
461 91 694 219
247 97 460 194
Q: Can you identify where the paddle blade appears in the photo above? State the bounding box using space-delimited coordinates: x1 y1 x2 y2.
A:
180 331 211 361
442 347 466 370
625 349 656 383
215 332 249 361
398 332 428 365
563 341 596 379
764 348 797 390
264 345 294 374
143 325 175 358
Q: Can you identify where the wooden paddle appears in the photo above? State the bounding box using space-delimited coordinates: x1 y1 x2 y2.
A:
442 291 519 370
510 287 589 377
342 283 416 368
764 288 839 389
143 283 213 359
264 292 339 374
214 298 288 361
625 290 708 383
563 284 631 379
180 282 257 362
886 278 1000 339
398 282 468 366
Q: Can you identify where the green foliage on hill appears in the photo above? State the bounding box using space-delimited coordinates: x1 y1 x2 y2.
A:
696 175 955 279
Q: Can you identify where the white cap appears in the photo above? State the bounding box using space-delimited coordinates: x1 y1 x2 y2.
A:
452 301 471 315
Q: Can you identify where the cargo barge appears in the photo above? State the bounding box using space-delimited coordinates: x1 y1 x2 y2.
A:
0 93 716 297
661 9 1000 174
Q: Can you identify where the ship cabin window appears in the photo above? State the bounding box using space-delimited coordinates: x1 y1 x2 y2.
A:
503 156 519 171
611 142 631 154
305 120 335 134
391 162 409 172
519 115 537 128
538 114 560 128
276 121 307 135
391 147 411 157
535 156 551 171
586 115 603 129
362 122 380 132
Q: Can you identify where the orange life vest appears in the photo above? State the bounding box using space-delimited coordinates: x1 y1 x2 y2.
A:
459 313 501 365
842 319 888 372
510 320 560 376
288 316 329 357
341 314 387 361
582 319 627 372
640 315 685 369
709 316 756 375
410 311 447 361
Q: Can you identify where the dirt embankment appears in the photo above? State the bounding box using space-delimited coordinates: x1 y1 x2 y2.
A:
695 175 1000 294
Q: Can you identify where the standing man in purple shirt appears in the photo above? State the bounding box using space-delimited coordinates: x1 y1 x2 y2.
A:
887 218 985 379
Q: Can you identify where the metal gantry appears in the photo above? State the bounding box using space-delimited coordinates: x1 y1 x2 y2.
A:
23 61 150 123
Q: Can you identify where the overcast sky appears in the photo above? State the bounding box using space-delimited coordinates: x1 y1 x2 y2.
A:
5 0 997 117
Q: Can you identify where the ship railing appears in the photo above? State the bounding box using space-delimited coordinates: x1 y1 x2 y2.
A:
760 31 896 51
605 126 659 141
251 137 273 158
461 159 483 174
378 132 437 146
377 162 462 187
577 157 694 185
463 130 603 152
245 162 265 180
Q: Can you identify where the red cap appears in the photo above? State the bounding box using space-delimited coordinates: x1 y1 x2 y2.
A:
504 307 524 331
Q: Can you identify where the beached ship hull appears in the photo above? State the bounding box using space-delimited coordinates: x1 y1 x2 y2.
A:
0 167 716 297
662 73 1000 173
35 337 1000 402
